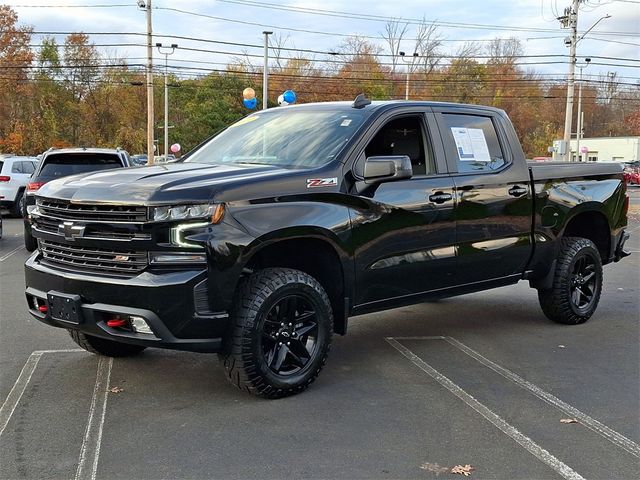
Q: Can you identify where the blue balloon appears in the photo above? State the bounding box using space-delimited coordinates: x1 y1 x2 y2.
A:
282 90 296 104
243 97 257 109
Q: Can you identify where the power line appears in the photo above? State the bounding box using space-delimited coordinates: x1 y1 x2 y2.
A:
216 0 638 36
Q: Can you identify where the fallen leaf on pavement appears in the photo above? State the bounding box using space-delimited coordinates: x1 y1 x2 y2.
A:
450 464 475 476
109 386 124 394
560 418 578 424
420 463 450 475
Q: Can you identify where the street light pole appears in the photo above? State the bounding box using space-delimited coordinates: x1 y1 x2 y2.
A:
156 43 177 160
399 51 419 100
575 58 591 162
262 31 272 110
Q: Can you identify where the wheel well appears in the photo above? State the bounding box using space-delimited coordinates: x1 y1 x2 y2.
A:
563 211 610 261
246 238 347 334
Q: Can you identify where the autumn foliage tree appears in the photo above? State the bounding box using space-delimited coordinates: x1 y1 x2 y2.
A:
1 6 638 158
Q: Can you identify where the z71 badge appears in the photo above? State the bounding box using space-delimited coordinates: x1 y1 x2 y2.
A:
306 178 338 188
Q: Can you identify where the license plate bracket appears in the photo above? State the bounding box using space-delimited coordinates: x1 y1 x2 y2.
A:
47 291 83 324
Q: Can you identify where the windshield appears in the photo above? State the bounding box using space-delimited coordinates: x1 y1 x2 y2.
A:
185 108 366 168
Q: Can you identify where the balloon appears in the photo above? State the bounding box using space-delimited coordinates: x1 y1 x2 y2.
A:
170 143 181 153
242 87 256 100
282 90 297 104
277 94 288 106
243 97 257 109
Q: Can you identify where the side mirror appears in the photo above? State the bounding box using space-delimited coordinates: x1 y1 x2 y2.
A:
363 155 413 184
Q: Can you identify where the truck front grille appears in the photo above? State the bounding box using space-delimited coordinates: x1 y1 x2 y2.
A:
37 198 148 223
39 240 148 276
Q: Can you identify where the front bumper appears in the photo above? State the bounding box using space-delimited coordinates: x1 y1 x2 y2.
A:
24 254 228 352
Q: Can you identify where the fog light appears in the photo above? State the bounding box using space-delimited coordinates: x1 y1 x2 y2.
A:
130 316 154 335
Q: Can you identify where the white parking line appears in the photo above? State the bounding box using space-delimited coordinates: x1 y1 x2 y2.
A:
75 356 113 480
0 245 24 262
386 338 587 480
0 349 83 437
391 336 640 458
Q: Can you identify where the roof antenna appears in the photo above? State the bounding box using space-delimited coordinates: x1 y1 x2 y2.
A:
352 93 371 109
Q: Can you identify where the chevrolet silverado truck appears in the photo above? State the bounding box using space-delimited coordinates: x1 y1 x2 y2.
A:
24 97 630 398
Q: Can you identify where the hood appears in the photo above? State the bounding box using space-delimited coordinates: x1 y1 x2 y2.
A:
37 162 292 205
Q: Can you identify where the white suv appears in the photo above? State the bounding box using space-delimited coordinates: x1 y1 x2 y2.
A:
0 155 39 216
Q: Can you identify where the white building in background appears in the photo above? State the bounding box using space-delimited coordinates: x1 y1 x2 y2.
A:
560 136 640 162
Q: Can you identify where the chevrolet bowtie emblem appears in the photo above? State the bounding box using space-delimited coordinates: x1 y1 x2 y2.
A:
58 221 86 241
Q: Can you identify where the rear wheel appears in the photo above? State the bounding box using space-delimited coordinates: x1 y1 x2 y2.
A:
10 190 24 218
67 330 147 357
538 237 603 325
220 268 333 398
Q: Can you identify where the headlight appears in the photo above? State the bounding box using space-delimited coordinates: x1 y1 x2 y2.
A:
152 203 225 223
170 222 210 248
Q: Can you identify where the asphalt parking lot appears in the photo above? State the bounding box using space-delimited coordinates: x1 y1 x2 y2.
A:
1 193 639 480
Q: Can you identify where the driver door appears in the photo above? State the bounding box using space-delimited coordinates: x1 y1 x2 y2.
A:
349 110 458 308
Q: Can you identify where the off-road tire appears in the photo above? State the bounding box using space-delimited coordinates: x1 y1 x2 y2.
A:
67 329 147 357
24 225 37 252
11 190 24 217
219 268 333 399
538 237 603 325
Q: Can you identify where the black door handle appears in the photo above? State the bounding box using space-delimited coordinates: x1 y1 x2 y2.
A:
508 185 528 197
428 192 453 204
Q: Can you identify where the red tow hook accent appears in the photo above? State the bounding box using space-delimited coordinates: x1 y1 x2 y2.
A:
106 318 128 328
38 305 48 313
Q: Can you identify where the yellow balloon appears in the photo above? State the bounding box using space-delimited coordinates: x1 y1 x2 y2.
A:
242 87 256 100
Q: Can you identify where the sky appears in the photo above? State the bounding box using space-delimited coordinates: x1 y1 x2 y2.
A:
7 0 640 87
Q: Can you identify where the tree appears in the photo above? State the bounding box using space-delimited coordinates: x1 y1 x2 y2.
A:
0 6 34 153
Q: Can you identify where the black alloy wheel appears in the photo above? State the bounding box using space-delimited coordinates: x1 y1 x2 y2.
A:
538 237 603 325
220 268 333 398
261 295 319 376
569 254 599 311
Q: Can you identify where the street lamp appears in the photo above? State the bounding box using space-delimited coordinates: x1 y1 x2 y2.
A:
399 51 419 100
156 42 177 160
575 57 591 162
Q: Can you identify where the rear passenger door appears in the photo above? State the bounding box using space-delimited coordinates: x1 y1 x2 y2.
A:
433 107 532 283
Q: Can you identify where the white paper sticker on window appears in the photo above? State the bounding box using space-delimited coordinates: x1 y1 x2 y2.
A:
451 127 491 162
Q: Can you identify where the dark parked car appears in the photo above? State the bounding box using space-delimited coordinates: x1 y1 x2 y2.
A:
23 147 131 251
25 99 629 398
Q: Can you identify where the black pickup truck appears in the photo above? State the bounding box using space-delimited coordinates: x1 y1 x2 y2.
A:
24 98 630 398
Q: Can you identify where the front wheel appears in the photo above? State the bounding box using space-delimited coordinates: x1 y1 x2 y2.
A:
220 268 333 399
24 225 37 252
67 330 147 357
538 237 603 325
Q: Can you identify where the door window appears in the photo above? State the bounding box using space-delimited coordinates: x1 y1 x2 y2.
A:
442 114 506 173
363 115 435 176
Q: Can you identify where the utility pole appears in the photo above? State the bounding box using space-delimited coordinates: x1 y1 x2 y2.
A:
575 58 590 162
560 0 580 161
143 0 155 165
156 43 177 160
262 31 272 110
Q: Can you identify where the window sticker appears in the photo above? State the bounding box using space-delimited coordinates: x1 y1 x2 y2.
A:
340 119 353 127
451 127 491 162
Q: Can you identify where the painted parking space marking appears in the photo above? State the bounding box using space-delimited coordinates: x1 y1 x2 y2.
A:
390 336 640 458
75 356 113 480
0 349 83 437
0 245 24 262
386 337 586 480
0 349 112 480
